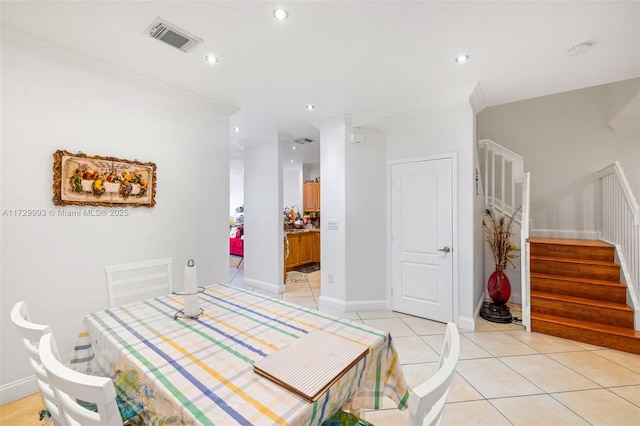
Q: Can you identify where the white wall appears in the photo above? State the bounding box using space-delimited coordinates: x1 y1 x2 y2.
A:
318 117 349 307
317 120 399 312
232 161 306 224
345 128 387 305
472 110 489 317
0 44 233 403
316 122 389 311
315 91 480 325
303 163 320 182
240 133 285 295
478 78 640 238
229 158 244 223
381 100 477 326
283 164 303 213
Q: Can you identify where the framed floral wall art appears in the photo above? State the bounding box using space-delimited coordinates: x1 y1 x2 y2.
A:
52 150 156 207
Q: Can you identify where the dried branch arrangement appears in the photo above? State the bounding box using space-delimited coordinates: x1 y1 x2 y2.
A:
483 207 520 269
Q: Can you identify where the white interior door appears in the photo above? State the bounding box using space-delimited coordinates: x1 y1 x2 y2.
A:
391 157 453 323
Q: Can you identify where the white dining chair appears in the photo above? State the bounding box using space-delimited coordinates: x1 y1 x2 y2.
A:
10 301 67 426
322 322 461 426
39 332 124 426
408 322 461 426
105 257 173 307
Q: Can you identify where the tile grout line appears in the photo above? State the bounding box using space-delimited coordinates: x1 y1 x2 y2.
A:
230 260 640 425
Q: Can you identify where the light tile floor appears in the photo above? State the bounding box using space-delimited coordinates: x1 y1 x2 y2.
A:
4 262 638 425
230 259 640 426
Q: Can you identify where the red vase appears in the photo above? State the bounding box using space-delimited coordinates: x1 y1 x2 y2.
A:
488 267 511 305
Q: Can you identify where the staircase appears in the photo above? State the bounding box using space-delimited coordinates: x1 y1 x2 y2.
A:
530 237 640 355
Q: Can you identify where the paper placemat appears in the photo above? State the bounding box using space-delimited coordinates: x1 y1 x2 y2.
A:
253 330 369 402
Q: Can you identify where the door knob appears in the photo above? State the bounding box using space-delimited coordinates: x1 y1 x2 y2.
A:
438 246 451 253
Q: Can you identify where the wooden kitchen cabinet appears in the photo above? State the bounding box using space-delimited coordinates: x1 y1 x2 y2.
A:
303 183 320 212
298 233 313 264
285 234 299 270
312 231 320 263
285 231 320 271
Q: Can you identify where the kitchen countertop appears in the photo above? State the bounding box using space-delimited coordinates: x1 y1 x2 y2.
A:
285 228 320 234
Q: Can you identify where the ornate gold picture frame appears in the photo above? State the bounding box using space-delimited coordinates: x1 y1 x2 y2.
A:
53 150 156 207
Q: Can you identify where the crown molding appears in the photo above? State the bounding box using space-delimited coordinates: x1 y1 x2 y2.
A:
351 85 477 128
312 115 352 131
237 132 292 149
1 27 239 116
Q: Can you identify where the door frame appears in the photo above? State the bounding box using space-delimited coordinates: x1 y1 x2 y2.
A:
386 152 459 324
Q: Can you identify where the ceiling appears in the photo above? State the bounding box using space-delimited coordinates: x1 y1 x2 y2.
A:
2 1 638 167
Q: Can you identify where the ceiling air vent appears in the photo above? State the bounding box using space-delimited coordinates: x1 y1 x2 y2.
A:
294 138 314 144
145 17 203 53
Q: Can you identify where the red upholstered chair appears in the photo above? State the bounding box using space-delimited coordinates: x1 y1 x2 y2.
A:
229 226 244 257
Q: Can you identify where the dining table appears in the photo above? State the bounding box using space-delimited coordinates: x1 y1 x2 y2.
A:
71 283 409 426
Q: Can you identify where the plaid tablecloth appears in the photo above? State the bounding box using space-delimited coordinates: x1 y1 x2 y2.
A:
73 284 409 426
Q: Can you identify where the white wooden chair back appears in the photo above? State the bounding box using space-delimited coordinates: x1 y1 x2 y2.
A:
105 257 173 307
10 301 67 426
408 322 461 426
39 333 123 426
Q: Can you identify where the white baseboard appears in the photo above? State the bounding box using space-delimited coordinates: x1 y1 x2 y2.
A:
0 375 38 406
318 296 346 312
613 244 640 331
458 315 476 332
318 296 387 313
242 278 285 295
460 294 489 332
345 299 387 312
530 228 600 240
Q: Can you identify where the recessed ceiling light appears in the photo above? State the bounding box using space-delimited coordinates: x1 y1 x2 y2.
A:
455 54 469 64
290 159 294 163
305 104 315 111
273 8 289 21
567 42 592 56
233 127 241 132
204 55 219 64
292 145 297 150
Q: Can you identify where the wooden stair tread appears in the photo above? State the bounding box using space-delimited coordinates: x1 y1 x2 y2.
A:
530 272 626 288
532 313 640 338
530 255 619 267
530 291 633 312
529 238 636 355
529 238 614 248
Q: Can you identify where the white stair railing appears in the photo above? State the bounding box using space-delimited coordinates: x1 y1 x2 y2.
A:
479 139 531 330
479 140 524 216
598 162 640 329
520 172 531 330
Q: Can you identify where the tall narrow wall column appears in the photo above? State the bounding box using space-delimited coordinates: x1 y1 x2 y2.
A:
315 117 349 310
238 133 286 294
315 117 389 312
